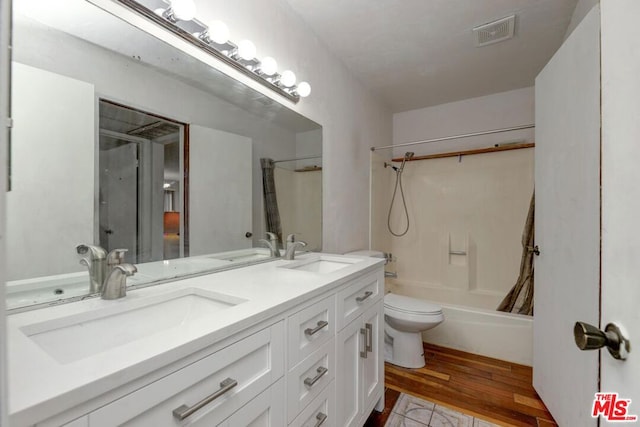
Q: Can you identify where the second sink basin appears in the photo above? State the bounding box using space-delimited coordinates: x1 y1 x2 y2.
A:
20 288 247 364
279 255 362 274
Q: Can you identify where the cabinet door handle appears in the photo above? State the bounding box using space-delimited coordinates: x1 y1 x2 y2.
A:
356 291 373 303
172 377 237 420
305 320 329 336
360 328 368 358
304 366 329 387
365 322 373 353
314 412 328 426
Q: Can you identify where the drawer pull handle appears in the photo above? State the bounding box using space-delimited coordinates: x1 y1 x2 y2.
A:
365 322 373 353
172 377 237 420
360 328 368 358
304 366 329 387
355 291 373 303
314 412 328 426
305 320 329 336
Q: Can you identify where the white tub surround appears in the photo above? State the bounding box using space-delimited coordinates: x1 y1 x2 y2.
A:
8 254 385 427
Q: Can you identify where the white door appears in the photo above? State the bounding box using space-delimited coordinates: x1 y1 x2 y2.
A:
599 0 640 424
99 141 138 262
189 125 252 256
535 2 640 425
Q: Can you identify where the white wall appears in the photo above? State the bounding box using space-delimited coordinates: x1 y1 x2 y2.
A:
392 87 534 158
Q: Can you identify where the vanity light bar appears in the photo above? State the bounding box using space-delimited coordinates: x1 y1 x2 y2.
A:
116 0 311 103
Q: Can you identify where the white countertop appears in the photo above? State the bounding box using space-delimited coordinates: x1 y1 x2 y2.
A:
7 253 384 426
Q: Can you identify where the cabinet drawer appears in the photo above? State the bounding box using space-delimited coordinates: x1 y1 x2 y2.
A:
336 272 381 330
89 322 284 427
288 294 335 369
287 338 335 423
216 378 285 427
290 380 335 427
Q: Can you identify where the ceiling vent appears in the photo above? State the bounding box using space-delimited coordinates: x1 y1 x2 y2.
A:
473 15 516 47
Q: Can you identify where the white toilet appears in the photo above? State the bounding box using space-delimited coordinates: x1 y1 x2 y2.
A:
384 293 444 368
344 250 445 369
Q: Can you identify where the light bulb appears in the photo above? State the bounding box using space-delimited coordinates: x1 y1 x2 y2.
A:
237 40 257 60
280 70 296 87
260 57 278 76
170 0 196 21
297 81 311 97
207 20 229 44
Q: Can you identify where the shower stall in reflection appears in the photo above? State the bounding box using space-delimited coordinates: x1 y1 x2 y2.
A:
370 128 535 365
261 155 323 252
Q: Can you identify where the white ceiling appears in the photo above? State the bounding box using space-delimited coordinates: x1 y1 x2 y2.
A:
285 0 578 112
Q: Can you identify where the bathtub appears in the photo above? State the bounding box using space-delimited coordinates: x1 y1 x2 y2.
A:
420 302 533 366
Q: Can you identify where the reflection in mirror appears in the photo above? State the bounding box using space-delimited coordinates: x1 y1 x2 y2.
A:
273 153 322 252
98 100 185 263
7 0 322 311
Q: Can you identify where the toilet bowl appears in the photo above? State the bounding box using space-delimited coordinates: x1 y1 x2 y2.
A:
384 293 444 368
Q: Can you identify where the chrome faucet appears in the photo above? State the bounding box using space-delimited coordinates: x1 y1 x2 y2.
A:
76 244 107 294
284 234 307 260
258 232 281 258
102 264 137 300
77 245 134 297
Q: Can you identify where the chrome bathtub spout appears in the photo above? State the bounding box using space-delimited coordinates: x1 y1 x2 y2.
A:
102 264 137 300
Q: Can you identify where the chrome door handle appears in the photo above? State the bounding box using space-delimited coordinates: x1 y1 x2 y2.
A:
356 291 373 303
365 323 373 353
305 320 329 336
172 377 238 420
304 366 329 387
360 327 368 358
574 321 630 360
314 412 328 426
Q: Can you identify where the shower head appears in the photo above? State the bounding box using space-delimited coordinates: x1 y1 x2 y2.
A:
399 151 415 172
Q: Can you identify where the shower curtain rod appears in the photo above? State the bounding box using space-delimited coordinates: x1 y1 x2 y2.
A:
370 124 535 151
273 155 322 163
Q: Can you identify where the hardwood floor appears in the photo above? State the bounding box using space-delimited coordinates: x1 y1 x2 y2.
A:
365 343 557 427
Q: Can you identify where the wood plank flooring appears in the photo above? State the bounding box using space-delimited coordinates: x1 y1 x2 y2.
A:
365 343 557 427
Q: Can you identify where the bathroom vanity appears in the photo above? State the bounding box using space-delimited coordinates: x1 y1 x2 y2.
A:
7 254 384 427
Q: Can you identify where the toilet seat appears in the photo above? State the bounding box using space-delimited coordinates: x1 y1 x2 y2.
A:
384 293 442 315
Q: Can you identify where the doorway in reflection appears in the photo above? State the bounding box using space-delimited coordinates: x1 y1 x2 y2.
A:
98 100 186 263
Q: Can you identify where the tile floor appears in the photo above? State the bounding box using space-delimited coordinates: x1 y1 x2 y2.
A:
385 394 500 427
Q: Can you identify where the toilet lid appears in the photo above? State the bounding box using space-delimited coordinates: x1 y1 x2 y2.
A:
384 293 442 315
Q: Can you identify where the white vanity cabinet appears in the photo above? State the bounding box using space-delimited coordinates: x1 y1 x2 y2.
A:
335 273 384 427
17 261 384 427
88 322 284 426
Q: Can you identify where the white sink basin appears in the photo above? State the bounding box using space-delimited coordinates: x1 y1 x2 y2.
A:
279 255 362 274
20 288 247 364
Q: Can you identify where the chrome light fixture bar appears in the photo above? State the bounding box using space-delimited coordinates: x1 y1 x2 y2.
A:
115 0 311 103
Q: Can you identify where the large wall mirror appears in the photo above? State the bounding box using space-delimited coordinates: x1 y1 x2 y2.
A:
7 0 322 311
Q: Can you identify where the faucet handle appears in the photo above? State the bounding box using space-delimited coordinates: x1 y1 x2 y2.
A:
107 249 128 266
265 232 278 241
286 234 296 243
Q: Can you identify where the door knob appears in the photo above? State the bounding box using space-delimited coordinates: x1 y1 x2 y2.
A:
574 321 631 360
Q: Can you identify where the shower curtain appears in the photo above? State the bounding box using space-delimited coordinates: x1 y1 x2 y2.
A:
260 158 283 245
497 192 535 316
